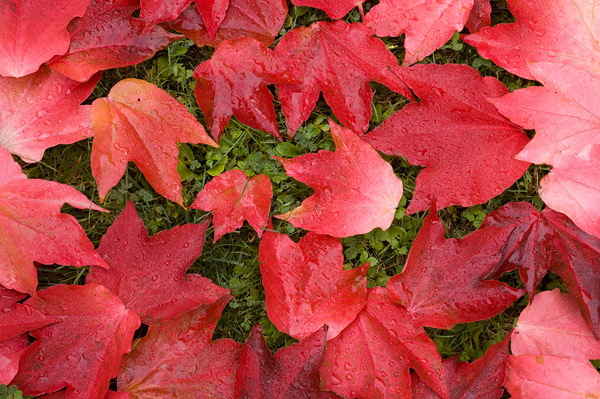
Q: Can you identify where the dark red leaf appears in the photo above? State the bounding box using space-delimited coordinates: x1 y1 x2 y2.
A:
363 64 530 213
274 21 410 137
320 287 448 399
234 324 340 399
48 0 182 83
191 169 272 241
258 229 368 340
168 0 287 48
12 284 141 399
289 0 364 19
193 38 297 141
411 336 509 399
87 201 229 325
118 296 241 398
466 0 491 33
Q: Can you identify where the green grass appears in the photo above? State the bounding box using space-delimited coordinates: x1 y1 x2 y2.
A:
15 0 561 384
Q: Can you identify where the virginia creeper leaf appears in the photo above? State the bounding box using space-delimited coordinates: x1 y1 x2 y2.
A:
289 0 364 19
88 201 229 325
141 0 229 38
364 0 474 65
0 147 107 295
191 169 272 242
0 0 91 77
386 206 524 329
234 324 340 399
275 120 404 238
118 296 242 399
48 0 182 83
274 21 410 136
168 0 287 48
0 66 100 162
512 289 600 362
193 38 297 142
411 336 509 399
364 64 530 214
320 287 448 399
466 0 491 33
0 286 60 341
12 284 141 399
90 79 218 205
258 230 368 340
505 355 600 398
38 391 129 399
0 334 27 385
464 0 600 79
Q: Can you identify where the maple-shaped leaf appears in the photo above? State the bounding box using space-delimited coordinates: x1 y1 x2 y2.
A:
258 229 368 340
481 202 600 338
320 287 447 399
0 147 107 295
0 66 100 163
512 289 600 362
168 0 287 48
364 0 474 65
118 296 242 399
234 324 340 399
465 0 491 33
87 201 229 325
191 169 272 241
0 0 91 77
91 79 218 205
386 206 523 329
364 64 530 213
289 0 364 19
274 21 410 137
464 0 600 80
140 0 229 38
505 355 600 398
193 38 297 142
411 336 509 399
274 120 404 238
47 0 182 83
12 284 141 399
540 145 600 239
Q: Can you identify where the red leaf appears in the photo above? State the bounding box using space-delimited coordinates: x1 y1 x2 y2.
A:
191 169 272 242
320 287 447 399
258 230 368 340
0 147 107 295
363 64 530 213
505 355 600 398
234 324 340 399
411 336 509 399
464 0 600 79
48 0 182 83
274 120 404 238
0 334 28 385
0 0 91 77
289 0 364 19
38 391 129 399
90 79 218 205
386 206 523 329
118 296 241 399
168 0 287 48
364 0 474 65
512 289 600 362
0 66 100 162
12 284 141 399
196 0 230 38
87 201 229 325
465 0 491 33
274 21 410 136
0 286 60 341
193 38 297 142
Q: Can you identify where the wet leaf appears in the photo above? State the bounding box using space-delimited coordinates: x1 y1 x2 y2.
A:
289 0 364 20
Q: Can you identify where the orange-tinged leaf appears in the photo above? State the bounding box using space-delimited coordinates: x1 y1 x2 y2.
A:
90 78 218 205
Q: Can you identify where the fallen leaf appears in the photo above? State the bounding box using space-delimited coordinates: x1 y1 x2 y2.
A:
90 78 218 205
275 120 404 238
0 66 100 162
193 38 297 142
0 334 28 385
465 0 491 33
140 0 229 37
289 0 364 19
88 201 229 324
258 229 368 340
191 169 272 241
